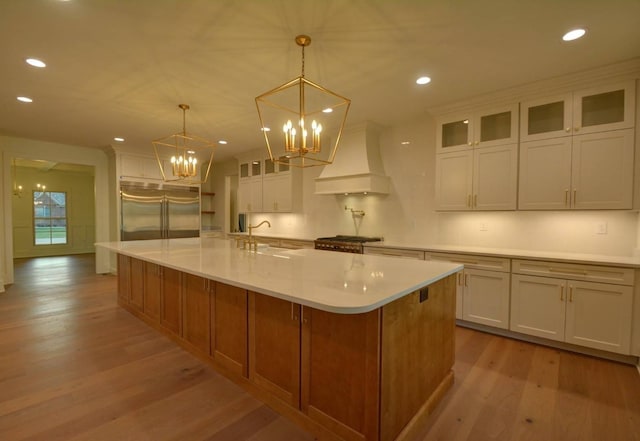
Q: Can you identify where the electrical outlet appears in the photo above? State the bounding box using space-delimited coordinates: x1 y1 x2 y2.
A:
479 223 488 231
596 222 608 235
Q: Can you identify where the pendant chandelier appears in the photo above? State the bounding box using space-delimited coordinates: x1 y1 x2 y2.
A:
152 104 216 184
255 35 351 168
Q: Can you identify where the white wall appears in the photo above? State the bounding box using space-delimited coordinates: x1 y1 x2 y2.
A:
225 111 639 257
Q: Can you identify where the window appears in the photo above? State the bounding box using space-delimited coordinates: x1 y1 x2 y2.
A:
33 191 67 245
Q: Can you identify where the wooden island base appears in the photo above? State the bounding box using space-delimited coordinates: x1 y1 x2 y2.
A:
117 254 457 441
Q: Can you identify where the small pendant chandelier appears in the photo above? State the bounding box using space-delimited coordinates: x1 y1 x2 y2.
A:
255 35 351 168
152 104 216 184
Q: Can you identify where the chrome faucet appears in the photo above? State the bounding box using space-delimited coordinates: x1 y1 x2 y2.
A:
246 220 271 251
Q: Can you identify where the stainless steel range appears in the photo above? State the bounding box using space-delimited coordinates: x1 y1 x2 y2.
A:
314 235 382 254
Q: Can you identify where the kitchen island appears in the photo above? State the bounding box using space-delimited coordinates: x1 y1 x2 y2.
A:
97 237 462 441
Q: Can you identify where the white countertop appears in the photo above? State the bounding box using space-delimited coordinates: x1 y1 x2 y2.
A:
364 242 640 268
96 238 462 314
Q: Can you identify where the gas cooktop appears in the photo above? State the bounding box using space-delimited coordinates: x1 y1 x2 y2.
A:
315 235 382 243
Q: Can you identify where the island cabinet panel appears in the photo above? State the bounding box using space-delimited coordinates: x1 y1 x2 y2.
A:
301 307 381 441
117 254 131 304
129 258 145 312
249 292 301 408
142 262 161 321
380 275 456 441
182 273 212 355
160 267 182 336
211 283 248 377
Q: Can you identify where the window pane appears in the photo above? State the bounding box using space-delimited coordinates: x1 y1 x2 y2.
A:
33 190 68 246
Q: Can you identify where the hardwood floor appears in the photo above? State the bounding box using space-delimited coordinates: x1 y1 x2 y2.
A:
1 254 639 440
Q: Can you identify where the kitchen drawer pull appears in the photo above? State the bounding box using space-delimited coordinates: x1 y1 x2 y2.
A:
564 189 569 206
549 267 588 276
467 195 472 208
464 274 469 287
560 285 564 301
474 194 478 208
569 286 573 302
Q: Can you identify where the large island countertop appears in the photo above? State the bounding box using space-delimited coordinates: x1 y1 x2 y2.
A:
96 237 462 314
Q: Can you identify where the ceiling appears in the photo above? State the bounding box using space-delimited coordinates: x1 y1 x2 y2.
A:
2 0 640 164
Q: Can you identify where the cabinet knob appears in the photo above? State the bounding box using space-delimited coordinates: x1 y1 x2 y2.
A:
565 127 571 132
474 141 479 146
468 142 473 146
574 126 580 132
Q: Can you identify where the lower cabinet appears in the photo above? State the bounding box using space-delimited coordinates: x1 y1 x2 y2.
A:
212 283 248 376
129 258 145 312
117 254 131 304
511 274 633 354
182 273 212 354
160 267 182 336
426 252 510 328
142 262 161 321
249 292 301 408
461 268 510 329
301 306 381 441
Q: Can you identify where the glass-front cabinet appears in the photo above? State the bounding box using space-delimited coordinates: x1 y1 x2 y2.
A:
520 81 635 142
436 104 519 153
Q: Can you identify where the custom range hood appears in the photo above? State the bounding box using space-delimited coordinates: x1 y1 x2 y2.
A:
315 122 390 195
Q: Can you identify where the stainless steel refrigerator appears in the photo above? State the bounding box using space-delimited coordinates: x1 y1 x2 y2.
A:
120 181 200 241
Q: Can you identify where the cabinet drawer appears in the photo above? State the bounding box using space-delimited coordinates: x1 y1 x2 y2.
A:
425 252 510 272
364 247 425 260
512 259 634 286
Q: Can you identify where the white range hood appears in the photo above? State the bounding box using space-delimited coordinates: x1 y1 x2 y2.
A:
315 122 390 195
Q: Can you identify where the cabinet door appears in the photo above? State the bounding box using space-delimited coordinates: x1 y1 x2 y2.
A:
436 112 473 153
462 269 510 329
520 94 573 142
301 307 380 441
518 138 572 210
565 280 633 354
143 261 161 321
117 254 131 304
573 81 635 135
182 273 211 355
250 177 263 212
510 275 566 341
473 104 519 148
211 282 247 377
160 267 182 336
249 292 301 408
129 258 144 312
472 143 518 210
571 129 634 209
435 150 473 210
263 174 292 212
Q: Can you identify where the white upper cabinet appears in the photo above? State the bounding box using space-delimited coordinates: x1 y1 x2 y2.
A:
436 144 518 211
436 104 519 153
519 129 634 210
520 81 635 142
237 154 300 213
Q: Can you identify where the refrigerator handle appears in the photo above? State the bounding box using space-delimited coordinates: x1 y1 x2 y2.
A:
162 198 167 239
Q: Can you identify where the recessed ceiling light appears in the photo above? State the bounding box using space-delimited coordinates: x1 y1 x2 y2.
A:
26 58 46 68
17 96 33 103
416 76 431 85
562 28 586 41
218 140 228 145
322 108 333 113
401 141 410 145
261 127 271 132
113 137 125 142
